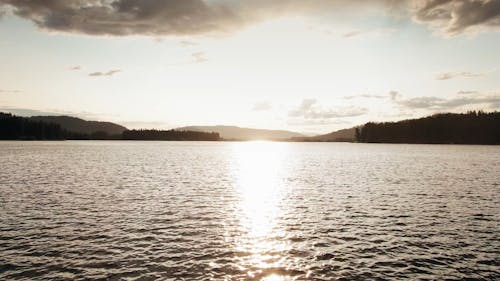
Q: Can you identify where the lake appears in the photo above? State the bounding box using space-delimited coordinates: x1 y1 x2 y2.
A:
0 141 499 280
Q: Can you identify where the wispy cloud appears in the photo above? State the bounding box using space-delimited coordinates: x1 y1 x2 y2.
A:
435 71 485 80
288 119 351 126
457 90 479 95
0 89 21 93
289 99 368 120
341 28 397 39
180 40 198 47
69 66 81 71
395 92 500 110
88 69 121 77
252 102 272 111
342 30 365 38
192 52 208 63
343 94 386 100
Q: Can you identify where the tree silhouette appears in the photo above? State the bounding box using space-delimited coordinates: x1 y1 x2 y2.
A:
1 113 221 141
356 111 500 144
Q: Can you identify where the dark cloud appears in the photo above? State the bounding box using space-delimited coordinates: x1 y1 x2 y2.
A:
413 0 500 35
435 71 484 80
252 102 272 111
1 1 497 37
289 99 367 120
0 0 241 36
396 93 500 110
88 69 121 77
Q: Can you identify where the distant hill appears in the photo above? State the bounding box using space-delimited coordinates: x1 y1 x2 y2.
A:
1 112 219 141
175 125 305 140
292 128 356 142
29 116 127 135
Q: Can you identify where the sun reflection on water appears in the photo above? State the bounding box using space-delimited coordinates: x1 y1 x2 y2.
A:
231 141 292 280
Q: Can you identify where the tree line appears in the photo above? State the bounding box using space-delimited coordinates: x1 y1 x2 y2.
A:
355 111 500 144
122 129 220 141
0 113 221 141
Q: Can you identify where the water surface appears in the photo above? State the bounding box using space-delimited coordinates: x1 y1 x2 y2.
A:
0 141 499 280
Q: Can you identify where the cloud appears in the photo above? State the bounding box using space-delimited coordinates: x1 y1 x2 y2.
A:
192 52 207 63
396 92 500 110
289 99 368 120
288 119 351 126
341 27 397 38
0 0 242 36
343 94 386 100
289 99 317 117
389 90 401 101
0 5 7 18
457 90 479 95
88 69 121 77
342 91 400 101
1 1 498 37
0 89 21 93
413 0 500 35
252 102 272 111
0 0 414 37
180 40 198 47
69 66 81 71
342 30 365 38
435 71 485 80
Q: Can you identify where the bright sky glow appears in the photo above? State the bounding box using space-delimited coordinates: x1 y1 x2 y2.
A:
0 1 499 134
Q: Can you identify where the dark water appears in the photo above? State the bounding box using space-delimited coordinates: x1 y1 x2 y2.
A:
0 141 499 280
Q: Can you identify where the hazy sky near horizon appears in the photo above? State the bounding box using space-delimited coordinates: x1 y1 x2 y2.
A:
1 0 499 133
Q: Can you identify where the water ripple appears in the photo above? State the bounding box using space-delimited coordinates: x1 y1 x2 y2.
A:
0 141 499 280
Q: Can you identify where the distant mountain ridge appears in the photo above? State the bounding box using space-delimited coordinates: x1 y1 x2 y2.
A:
175 125 305 140
29 116 127 135
292 128 356 142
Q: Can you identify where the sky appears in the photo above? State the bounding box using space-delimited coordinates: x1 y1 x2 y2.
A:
0 0 499 134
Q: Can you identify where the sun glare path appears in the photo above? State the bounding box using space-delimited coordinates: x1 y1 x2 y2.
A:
230 142 292 280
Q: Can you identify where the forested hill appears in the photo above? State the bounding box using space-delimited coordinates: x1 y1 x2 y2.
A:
292 128 356 142
355 111 500 144
0 113 220 141
1 112 66 140
29 115 127 135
